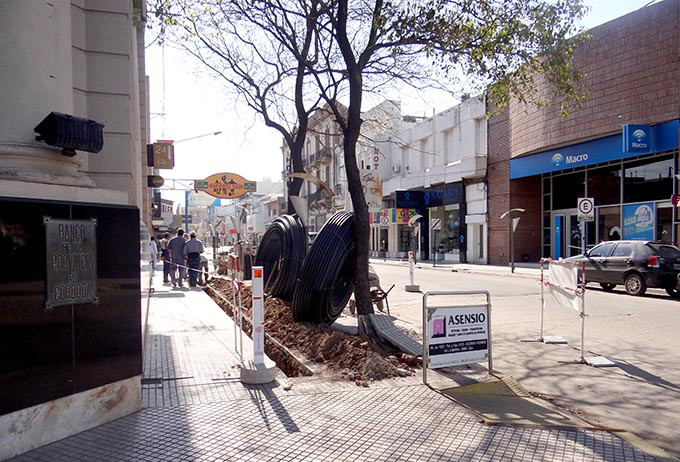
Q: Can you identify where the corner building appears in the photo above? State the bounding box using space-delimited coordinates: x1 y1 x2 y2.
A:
488 0 680 264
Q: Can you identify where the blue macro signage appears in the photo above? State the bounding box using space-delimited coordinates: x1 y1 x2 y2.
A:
622 202 655 240
622 124 654 154
510 119 678 179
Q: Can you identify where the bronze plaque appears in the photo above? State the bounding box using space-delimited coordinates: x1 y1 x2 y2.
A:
44 217 98 308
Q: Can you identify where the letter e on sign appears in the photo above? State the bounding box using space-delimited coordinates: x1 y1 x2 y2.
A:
577 198 594 222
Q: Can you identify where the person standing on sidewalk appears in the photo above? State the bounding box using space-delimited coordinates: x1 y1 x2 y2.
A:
148 236 158 277
160 232 171 283
168 229 187 288
184 232 204 287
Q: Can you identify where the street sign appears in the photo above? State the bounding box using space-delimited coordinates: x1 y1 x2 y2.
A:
195 180 209 189
147 175 164 188
577 197 594 222
431 218 441 230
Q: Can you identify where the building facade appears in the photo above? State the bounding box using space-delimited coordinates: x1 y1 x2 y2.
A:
378 96 488 263
282 101 406 232
0 1 148 458
488 0 680 265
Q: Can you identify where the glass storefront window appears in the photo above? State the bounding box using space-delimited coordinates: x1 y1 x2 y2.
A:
588 165 621 206
552 171 585 210
430 205 460 254
399 226 413 252
623 155 673 203
597 205 621 243
657 206 672 243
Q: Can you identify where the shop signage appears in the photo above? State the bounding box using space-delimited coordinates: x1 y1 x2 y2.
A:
623 124 654 154
146 141 175 169
396 182 464 208
147 175 164 188
427 305 489 368
44 217 98 309
195 173 257 199
623 202 655 240
423 182 463 207
510 119 678 179
370 208 419 225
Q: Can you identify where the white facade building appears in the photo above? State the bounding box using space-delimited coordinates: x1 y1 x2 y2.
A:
377 96 488 264
282 100 408 231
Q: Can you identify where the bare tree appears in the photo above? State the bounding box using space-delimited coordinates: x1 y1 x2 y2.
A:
149 0 341 211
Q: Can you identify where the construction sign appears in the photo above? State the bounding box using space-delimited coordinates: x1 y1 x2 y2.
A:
195 173 256 199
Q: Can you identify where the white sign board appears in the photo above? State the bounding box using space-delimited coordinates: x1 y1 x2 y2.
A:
577 197 594 222
431 218 441 231
427 305 489 368
548 261 581 312
252 266 265 365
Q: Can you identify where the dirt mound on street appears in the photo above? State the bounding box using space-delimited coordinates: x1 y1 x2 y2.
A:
209 278 416 381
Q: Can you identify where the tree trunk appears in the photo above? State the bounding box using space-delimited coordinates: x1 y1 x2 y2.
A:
286 138 305 214
343 73 373 318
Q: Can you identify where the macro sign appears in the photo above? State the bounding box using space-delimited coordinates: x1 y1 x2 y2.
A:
623 124 654 154
195 173 256 199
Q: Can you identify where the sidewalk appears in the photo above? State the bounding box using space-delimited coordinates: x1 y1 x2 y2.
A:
8 274 663 461
370 257 543 279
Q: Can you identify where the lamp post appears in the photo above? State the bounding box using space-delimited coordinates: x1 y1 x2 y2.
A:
500 208 526 273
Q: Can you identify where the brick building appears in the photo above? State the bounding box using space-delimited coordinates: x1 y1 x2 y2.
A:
488 0 680 265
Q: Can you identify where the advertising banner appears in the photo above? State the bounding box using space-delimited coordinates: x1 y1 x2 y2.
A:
427 305 489 368
187 191 221 207
622 202 655 240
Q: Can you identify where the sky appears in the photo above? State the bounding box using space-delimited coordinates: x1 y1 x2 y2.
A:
147 0 657 206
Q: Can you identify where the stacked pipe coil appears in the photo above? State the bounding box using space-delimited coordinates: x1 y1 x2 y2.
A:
292 211 355 324
254 214 306 301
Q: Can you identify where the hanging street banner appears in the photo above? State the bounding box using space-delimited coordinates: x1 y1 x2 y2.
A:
427 305 489 368
195 173 256 199
623 202 655 240
187 191 221 207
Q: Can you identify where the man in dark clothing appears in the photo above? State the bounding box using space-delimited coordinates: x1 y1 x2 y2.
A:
167 229 187 288
184 232 204 287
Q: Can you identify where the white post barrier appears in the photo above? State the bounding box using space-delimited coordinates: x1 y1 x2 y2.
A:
240 265 277 384
252 266 265 366
405 250 420 292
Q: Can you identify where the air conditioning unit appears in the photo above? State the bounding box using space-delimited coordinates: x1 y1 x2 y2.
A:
392 164 401 173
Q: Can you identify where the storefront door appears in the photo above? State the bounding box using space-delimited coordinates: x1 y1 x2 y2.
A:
552 210 583 259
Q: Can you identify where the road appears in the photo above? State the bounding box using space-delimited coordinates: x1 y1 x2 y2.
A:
370 261 680 458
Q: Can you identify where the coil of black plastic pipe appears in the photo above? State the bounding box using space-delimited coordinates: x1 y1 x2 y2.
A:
254 214 306 301
292 211 355 325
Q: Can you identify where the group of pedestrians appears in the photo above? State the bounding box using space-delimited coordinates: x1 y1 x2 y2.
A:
154 229 207 288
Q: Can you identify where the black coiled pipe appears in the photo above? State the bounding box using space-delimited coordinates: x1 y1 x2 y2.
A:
292 211 355 325
254 214 306 301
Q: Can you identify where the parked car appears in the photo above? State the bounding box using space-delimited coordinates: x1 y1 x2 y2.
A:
565 240 680 297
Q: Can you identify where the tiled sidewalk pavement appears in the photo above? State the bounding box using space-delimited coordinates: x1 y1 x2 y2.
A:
8 276 659 462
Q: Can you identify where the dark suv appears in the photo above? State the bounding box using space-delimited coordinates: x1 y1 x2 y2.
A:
565 240 680 297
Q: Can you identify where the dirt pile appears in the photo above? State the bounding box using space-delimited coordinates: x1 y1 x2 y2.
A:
209 278 417 381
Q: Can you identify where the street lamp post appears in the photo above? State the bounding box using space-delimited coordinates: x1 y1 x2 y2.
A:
500 208 526 273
